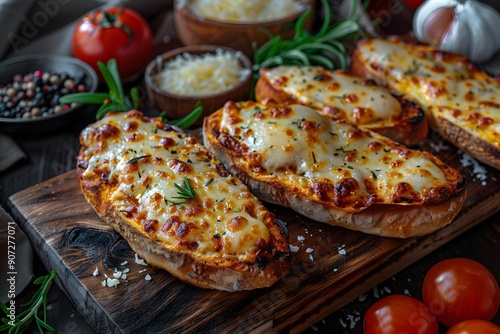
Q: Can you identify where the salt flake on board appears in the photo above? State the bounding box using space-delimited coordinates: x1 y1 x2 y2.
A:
429 140 450 152
460 152 488 184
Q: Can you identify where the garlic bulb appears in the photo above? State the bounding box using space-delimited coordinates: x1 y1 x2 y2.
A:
413 0 500 63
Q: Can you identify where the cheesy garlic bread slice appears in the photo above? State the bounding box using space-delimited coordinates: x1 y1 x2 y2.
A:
255 66 428 146
203 102 466 238
351 37 500 170
77 110 291 291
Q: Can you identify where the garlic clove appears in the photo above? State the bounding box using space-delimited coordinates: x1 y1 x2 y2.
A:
413 0 457 43
422 6 455 46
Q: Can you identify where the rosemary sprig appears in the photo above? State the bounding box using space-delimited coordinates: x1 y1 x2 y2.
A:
172 177 196 200
252 0 365 76
0 271 57 334
59 59 202 129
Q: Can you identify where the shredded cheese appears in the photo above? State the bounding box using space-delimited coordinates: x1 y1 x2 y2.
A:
154 49 250 97
186 0 304 23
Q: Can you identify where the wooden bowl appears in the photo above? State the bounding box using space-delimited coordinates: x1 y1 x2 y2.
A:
144 45 252 126
173 0 315 58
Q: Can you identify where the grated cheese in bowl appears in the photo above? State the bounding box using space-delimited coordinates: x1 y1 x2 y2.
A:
185 0 305 23
153 48 251 97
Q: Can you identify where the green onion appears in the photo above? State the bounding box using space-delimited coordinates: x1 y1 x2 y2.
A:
59 59 137 116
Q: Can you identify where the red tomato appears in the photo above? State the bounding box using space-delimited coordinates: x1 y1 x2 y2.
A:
72 7 153 81
422 258 500 328
363 294 439 334
403 0 426 11
446 319 500 334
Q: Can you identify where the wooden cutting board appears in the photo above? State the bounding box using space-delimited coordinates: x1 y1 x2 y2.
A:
9 136 500 334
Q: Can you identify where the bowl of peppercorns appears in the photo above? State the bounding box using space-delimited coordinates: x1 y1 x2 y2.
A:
0 54 98 135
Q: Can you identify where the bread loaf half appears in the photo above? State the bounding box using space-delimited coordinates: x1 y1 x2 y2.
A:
255 65 428 146
203 101 467 238
77 110 291 291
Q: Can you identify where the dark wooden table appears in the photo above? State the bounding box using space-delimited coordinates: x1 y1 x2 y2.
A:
1 2 500 333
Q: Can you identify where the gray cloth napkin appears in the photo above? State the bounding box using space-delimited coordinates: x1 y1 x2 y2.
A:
0 133 26 172
0 0 37 59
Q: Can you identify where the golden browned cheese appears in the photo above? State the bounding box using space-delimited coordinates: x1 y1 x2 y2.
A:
351 37 500 170
255 66 428 146
203 102 467 238
77 110 290 291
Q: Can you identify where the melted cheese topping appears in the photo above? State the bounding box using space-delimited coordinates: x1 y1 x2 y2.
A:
218 102 463 211
79 112 273 262
357 38 500 149
261 66 402 125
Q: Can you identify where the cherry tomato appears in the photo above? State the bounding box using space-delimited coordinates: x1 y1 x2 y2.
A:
363 294 439 334
72 7 153 81
446 319 500 334
403 0 426 11
422 258 500 328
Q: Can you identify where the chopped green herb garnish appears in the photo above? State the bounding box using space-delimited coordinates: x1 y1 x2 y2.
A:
172 177 196 200
126 155 151 164
314 74 326 81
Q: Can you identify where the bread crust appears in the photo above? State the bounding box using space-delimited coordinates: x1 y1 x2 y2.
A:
203 103 467 238
77 110 291 291
255 66 428 146
435 115 500 170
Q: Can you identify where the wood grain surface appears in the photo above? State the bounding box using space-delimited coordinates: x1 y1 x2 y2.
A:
8 132 500 333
